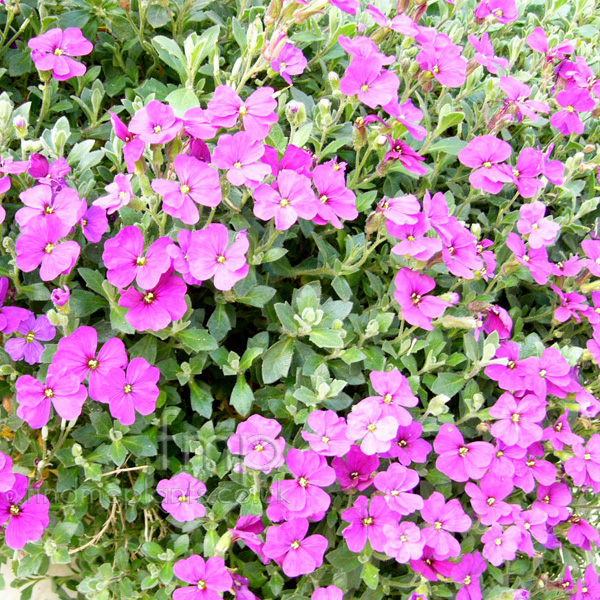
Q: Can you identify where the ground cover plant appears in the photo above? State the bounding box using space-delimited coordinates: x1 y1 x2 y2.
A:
0 0 599 598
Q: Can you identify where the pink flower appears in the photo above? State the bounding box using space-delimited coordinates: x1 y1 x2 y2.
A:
173 555 232 600
383 521 424 563
129 100 182 144
525 346 580 399
384 421 432 465
506 232 552 285
312 586 343 600
582 239 600 277
272 43 307 85
212 132 271 188
458 135 513 194
168 230 204 286
420 491 472 559
434 423 494 482
468 33 509 74
28 27 93 81
80 205 108 244
383 138 427 175
311 164 357 228
411 546 454 582
16 184 82 230
346 399 399 455
568 515 600 551
514 508 548 556
337 35 394 65
156 472 207 522
0 452 14 493
416 44 467 88
484 342 531 391
51 285 70 307
5 314 55 365
481 524 521 566
438 219 483 280
489 392 545 448
0 474 50 549
382 98 427 140
499 77 550 122
510 150 545 199
301 410 351 457
110 112 145 172
374 463 423 516
363 368 418 426
340 57 400 109
332 445 379 491
367 4 419 34
542 409 583 451
227 414 285 474
565 435 600 488
102 225 173 289
387 214 442 261
518 202 560 248
187 224 250 291
53 325 127 401
474 0 518 23
482 306 512 340
183 107 218 140
263 518 328 577
270 449 336 518
551 285 587 323
207 86 278 140
253 169 317 230
527 27 574 62
551 88 595 135
151 154 221 225
341 495 397 552
16 365 87 428
93 173 134 214
393 267 450 331
465 473 514 525
98 357 160 426
513 443 557 492
450 552 487 600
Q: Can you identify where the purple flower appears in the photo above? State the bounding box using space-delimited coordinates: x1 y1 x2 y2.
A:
416 45 467 88
481 524 520 566
450 551 487 600
434 423 494 482
16 365 87 428
438 219 483 280
16 219 80 281
506 232 552 285
119 273 188 332
332 444 379 491
420 491 472 559
207 86 278 140
156 472 207 522
151 154 222 225
129 100 182 144
490 392 545 448
410 546 453 581
312 164 357 229
458 135 513 194
527 27 574 62
227 414 286 474
383 521 424 563
387 215 442 261
551 88 595 135
533 482 571 525
341 495 397 553
542 409 583 451
212 132 271 188
230 516 267 563
565 435 600 488
301 410 351 457
110 112 146 173
373 463 423 516
499 77 550 122
367 4 419 34
187 224 249 291
568 515 600 551
574 565 600 600
468 33 509 74
173 555 232 600
312 586 343 600
28 27 93 81
253 169 317 230
474 0 518 23
510 148 545 199
550 255 582 277
168 230 204 286
53 325 127 401
346 399 399 455
93 173 134 214
97 357 159 426
393 268 450 331
0 474 50 549
551 284 587 323
482 306 512 340
383 421 432 465
340 57 400 109
16 184 82 230
102 226 173 289
5 314 55 365
465 473 514 525
517 201 560 247
383 138 427 175
272 43 307 85
81 205 108 244
263 518 328 577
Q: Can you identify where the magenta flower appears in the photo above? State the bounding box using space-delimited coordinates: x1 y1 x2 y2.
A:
513 444 557 492
263 518 328 577
383 521 424 563
341 495 397 553
499 77 550 122
183 107 218 141
542 409 583 451
311 164 357 229
346 399 399 455
438 219 483 280
393 268 450 331
465 473 514 525
151 154 222 225
0 474 50 549
53 325 127 400
416 45 467 88
301 410 351 457
490 392 545 448
485 343 532 391
262 144 313 179
387 215 442 261
337 35 394 65
525 346 580 399
0 452 14 493
168 230 204 286
423 190 450 230
434 423 494 482
384 421 432 465
363 368 417 426
5 314 55 365
312 586 343 600
98 357 159 426
16 365 87 428
212 132 271 188
514 508 549 556
510 148 545 199
420 492 472 559
568 515 600 551
129 100 182 144
340 57 400 109
506 232 552 285
468 33 509 74
28 27 93 81
119 273 188 332
474 0 518 22
582 239 600 277
481 306 512 340
93 173 134 214
110 112 146 173
230 516 267 563
383 138 427 175
481 524 520 566
551 284 587 323
16 219 80 281
517 201 560 247
550 255 582 277
534 482 571 526
16 184 82 230
378 194 420 225
332 445 378 493
527 27 574 62
207 86 278 140
373 463 423 516
271 449 335 518
551 88 595 135
383 98 427 140
187 224 249 291
565 435 600 488
80 205 108 244
272 43 307 85
574 565 600 600
103 226 173 289
227 414 286 474
156 472 207 522
51 285 70 307
458 135 513 194
173 555 232 600
411 546 453 582
450 551 487 600
253 169 317 230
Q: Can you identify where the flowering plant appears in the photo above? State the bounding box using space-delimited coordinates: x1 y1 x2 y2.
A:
0 0 598 599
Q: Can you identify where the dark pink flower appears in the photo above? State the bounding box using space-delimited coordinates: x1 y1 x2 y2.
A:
129 101 182 144
490 392 545 448
510 149 545 199
482 306 512 340
382 98 427 140
387 214 442 261
468 33 509 74
499 77 550 122
374 463 423 516
458 135 513 194
272 43 307 85
342 495 397 553
312 164 357 228
565 435 600 489
551 284 587 323
551 87 595 135
383 421 432 465
506 232 552 285
340 57 400 109
542 409 583 451
168 230 204 286
156 472 207 522
438 219 483 280
527 27 574 62
93 173 134 214
109 112 145 172
367 4 419 35
301 410 351 457
525 346 580 399
363 368 418 426
378 194 420 225
450 551 487 600
384 138 427 175
416 44 467 88
337 35 394 65
332 445 379 491
16 184 81 230
80 205 108 244
212 132 271 188
173 555 232 600
517 201 560 247
51 285 70 307
533 483 571 525
582 239 600 277
465 473 514 525
481 524 520 566
568 515 599 551
474 0 518 23
411 546 454 582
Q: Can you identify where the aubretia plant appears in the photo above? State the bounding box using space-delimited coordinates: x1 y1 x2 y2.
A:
0 0 599 599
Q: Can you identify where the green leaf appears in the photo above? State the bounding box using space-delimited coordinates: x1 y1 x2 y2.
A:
123 435 157 457
151 36 188 83
425 136 467 156
109 440 128 466
110 304 135 334
230 374 254 416
262 337 294 384
308 328 344 348
430 372 466 398
70 290 108 317
190 380 213 419
236 285 276 307
435 105 465 136
19 283 50 301
361 562 379 590
79 267 107 296
178 329 218 352
166 88 199 117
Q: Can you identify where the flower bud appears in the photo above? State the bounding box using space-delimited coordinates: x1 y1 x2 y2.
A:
286 101 306 128
51 285 70 309
12 115 27 138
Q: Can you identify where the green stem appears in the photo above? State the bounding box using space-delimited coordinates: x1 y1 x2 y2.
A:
34 79 53 136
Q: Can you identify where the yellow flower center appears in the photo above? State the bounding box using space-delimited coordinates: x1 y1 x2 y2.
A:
539 369 546 378
361 84 369 92
180 184 191 194
383 393 393 404
118 191 129 201
143 292 155 304
390 490 399 496
217 255 226 264
567 105 574 113
280 198 290 207
88 358 99 370
584 453 592 460
44 243 55 254
291 540 301 549
464 576 472 585
25 331 35 343
44 205 54 214
153 125 162 133
239 106 248 116
411 292 421 306
483 161 492 168
367 424 377 432
178 495 189 503
44 388 54 398
407 235 415 242
321 435 330 443
320 195 328 204
234 161 242 168
495 538 502 546
459 446 469 457
124 384 132 394
9 505 20 515
197 580 207 590
298 476 309 488
362 517 374 526
487 497 495 506
400 534 408 542
136 256 146 266
511 413 521 423
253 443 264 452
433 65 440 74
54 48 64 56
